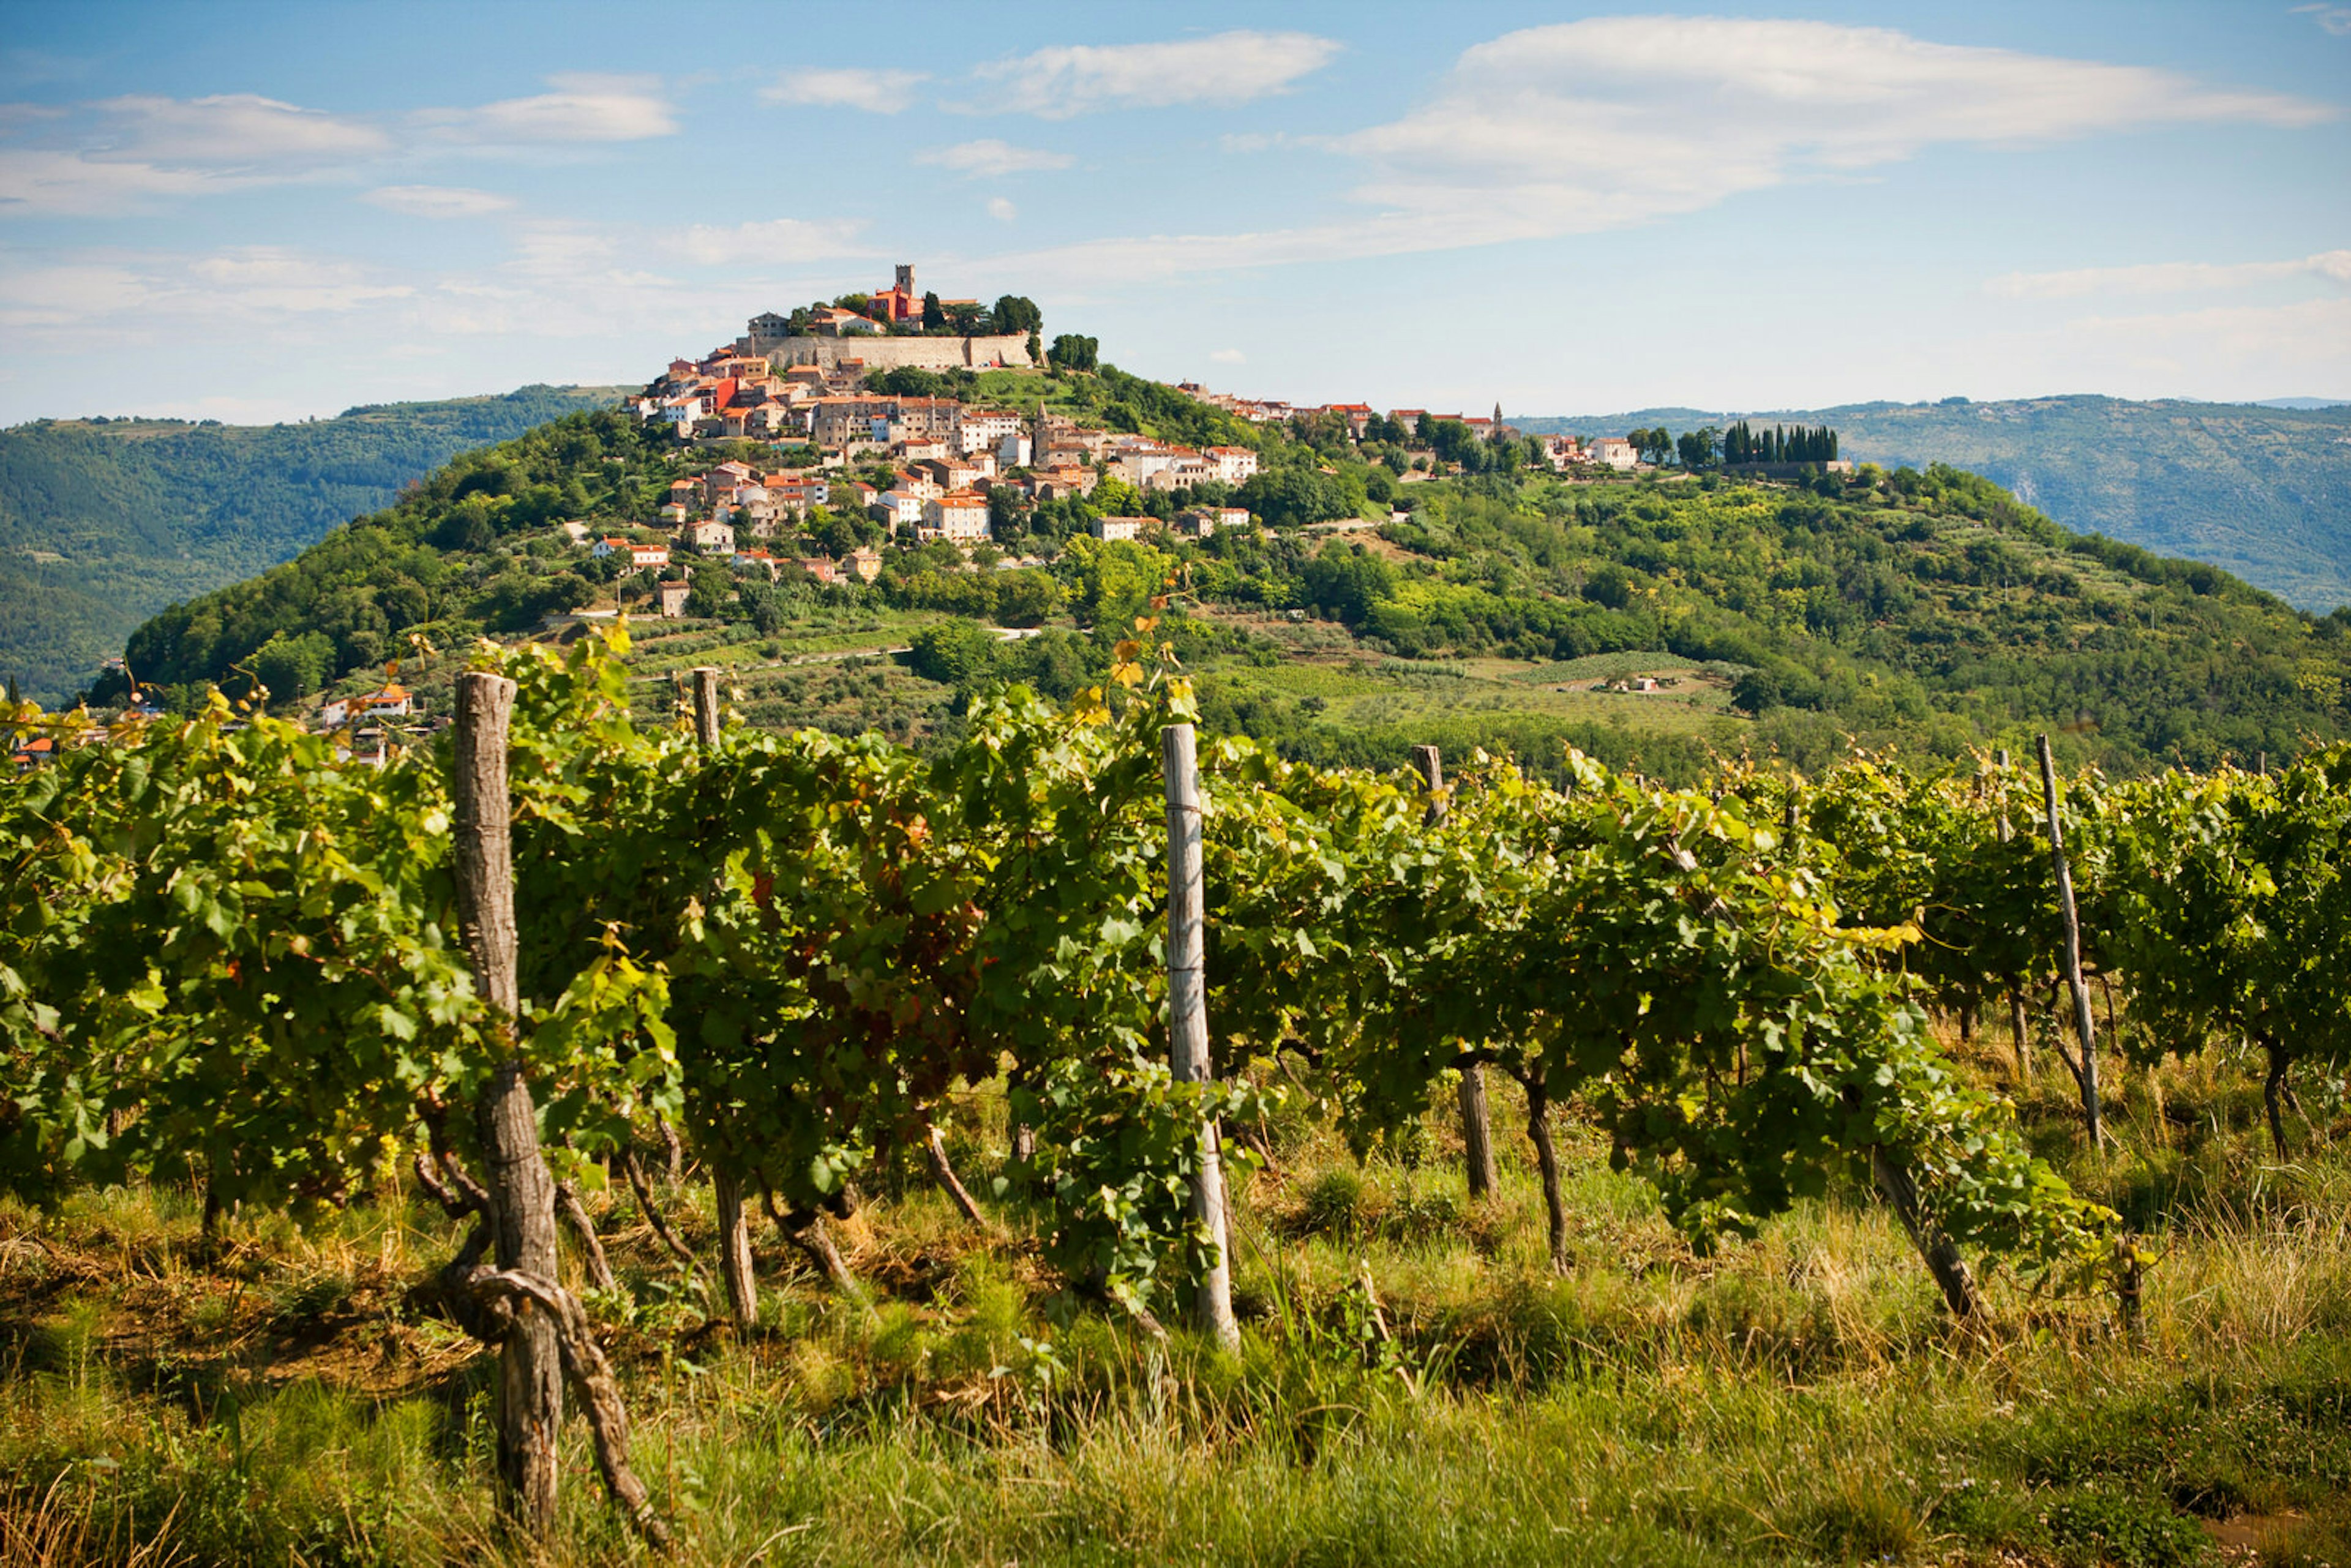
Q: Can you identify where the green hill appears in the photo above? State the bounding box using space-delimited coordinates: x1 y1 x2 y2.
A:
91 371 2351 779
1517 397 2351 613
0 384 621 703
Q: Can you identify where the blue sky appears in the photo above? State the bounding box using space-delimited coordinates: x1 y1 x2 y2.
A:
1 1 2344 425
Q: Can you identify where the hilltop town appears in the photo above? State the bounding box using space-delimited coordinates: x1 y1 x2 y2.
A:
611 263 1840 585
37 267 1889 767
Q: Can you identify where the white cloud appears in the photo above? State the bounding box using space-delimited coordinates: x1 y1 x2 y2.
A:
916 138 1074 178
1210 348 1246 364
765 68 927 114
419 75 675 143
985 19 2336 283
0 259 160 326
0 243 410 334
2060 295 2351 383
2292 5 2351 36
1989 250 2351 299
0 79 673 218
986 197 1017 222
0 92 389 215
0 103 67 130
88 92 390 163
670 216 872 268
970 31 1340 118
0 148 241 216
181 246 416 312
1330 18 2333 242
362 184 514 219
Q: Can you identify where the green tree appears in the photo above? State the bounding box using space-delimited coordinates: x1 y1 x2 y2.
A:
250 631 336 702
922 291 946 331
907 619 999 685
684 570 733 619
992 295 1043 334
993 570 1064 628
1300 542 1397 625
1060 536 1166 628
1235 467 1352 529
811 508 879 557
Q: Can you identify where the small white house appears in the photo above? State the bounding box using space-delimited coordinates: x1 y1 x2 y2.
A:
1590 437 1640 471
922 491 992 543
593 537 671 569
1205 445 1259 484
871 489 926 528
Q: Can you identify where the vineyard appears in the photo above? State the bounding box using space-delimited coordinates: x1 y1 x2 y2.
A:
5 624 2350 1565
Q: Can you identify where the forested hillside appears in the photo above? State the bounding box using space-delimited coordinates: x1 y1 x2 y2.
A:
0 384 619 702
1521 397 2351 613
97 375 2351 779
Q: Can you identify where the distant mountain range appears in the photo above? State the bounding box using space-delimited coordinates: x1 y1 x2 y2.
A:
1515 397 2351 614
1 386 620 703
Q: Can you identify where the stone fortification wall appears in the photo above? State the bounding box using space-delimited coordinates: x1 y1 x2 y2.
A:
764 333 1032 372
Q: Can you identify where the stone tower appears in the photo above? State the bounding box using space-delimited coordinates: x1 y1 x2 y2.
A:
896 263 916 298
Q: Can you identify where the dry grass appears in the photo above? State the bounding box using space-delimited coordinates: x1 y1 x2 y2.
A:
3 1048 2349 1566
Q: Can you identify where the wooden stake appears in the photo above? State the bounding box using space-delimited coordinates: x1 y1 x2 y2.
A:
924 1123 987 1226
2038 735 2102 1146
1993 749 2031 1081
1164 722 1239 1351
453 671 563 1533
692 666 759 1332
712 1170 757 1329
1869 1146 1979 1318
2009 987 2033 1082
1416 745 1498 1202
1521 1072 1569 1275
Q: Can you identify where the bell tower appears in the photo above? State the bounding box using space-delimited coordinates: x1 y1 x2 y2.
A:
895 263 916 298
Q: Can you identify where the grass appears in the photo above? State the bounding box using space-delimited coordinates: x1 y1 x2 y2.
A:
1199 645 1749 743
619 609 947 677
4 1033 2349 1566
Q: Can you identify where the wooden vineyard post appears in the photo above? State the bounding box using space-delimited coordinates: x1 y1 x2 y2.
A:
2038 735 2102 1146
1164 722 1240 1351
1995 748 2031 1081
1866 1128 1980 1318
693 667 759 1333
453 671 564 1532
1415 745 1498 1201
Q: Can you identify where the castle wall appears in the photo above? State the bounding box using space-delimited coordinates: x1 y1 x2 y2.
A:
763 333 1032 372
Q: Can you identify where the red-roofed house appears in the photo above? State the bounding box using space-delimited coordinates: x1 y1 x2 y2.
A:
921 491 991 543
593 537 669 568
1205 446 1259 485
